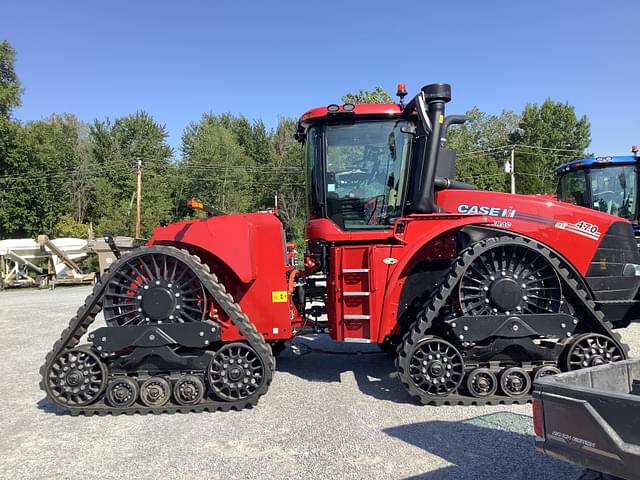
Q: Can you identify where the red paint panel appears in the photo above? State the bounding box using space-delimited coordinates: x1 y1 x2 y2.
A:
299 103 407 125
437 190 620 274
149 212 295 343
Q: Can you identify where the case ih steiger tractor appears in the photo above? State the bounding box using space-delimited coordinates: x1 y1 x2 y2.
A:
41 83 640 415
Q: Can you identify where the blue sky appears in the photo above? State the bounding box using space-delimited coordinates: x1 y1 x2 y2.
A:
3 0 639 157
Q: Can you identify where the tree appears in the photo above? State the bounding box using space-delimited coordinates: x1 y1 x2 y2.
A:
510 99 591 194
179 114 255 215
342 86 393 104
0 114 84 237
447 107 520 192
268 118 304 244
0 40 21 119
90 111 175 237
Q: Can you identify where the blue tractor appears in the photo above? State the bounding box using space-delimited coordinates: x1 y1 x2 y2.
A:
555 146 640 243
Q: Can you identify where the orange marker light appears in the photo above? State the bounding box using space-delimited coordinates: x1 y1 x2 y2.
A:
188 198 205 210
396 83 407 96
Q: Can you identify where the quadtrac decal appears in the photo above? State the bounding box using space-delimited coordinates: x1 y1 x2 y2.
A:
554 221 601 241
457 204 517 218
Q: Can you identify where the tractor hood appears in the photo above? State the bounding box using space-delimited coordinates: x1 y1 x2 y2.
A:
437 189 623 236
437 189 640 292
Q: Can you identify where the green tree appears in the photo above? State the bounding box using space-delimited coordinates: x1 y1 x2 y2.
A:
342 86 393 104
0 40 21 119
90 111 175 237
0 114 84 237
510 99 591 194
179 114 254 215
447 107 520 192
268 118 304 244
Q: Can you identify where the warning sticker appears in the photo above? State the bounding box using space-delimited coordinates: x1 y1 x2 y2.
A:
272 291 288 303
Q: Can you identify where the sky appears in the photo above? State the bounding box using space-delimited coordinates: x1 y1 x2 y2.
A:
2 0 639 157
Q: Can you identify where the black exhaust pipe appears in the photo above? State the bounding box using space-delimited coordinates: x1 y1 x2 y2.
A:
412 84 451 213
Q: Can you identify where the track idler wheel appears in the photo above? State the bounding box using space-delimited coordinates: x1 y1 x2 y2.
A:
106 377 139 408
173 375 205 406
208 342 268 402
466 368 498 398
44 347 106 407
499 367 531 398
399 336 465 400
140 377 171 407
563 333 626 371
533 365 561 381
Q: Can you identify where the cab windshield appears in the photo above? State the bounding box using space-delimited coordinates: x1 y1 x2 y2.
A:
557 165 637 221
323 120 411 229
590 166 637 220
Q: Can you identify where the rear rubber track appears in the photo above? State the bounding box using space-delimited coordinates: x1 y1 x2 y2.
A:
39 246 275 416
396 235 630 406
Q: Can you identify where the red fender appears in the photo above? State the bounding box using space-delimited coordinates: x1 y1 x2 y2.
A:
376 215 491 341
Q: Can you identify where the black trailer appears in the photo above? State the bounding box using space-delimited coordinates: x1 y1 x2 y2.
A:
533 359 640 480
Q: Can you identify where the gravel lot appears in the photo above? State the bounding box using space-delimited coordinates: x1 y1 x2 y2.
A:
1 286 638 480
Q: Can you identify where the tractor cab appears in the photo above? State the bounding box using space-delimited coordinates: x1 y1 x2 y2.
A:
297 84 471 233
301 108 413 230
555 154 639 237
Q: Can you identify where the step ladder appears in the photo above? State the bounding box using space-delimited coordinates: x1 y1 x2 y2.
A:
339 247 374 343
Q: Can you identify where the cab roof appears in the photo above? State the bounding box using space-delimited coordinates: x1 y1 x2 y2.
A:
554 155 638 175
298 103 408 125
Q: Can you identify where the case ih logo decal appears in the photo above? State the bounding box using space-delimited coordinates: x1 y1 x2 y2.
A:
457 204 517 218
554 221 601 241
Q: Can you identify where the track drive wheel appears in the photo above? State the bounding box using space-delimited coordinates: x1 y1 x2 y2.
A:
102 246 208 327
397 336 465 403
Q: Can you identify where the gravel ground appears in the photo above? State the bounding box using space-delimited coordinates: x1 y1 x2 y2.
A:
1 286 638 480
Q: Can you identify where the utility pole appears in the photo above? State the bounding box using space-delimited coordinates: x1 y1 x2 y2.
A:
503 147 516 194
510 147 516 194
135 158 142 239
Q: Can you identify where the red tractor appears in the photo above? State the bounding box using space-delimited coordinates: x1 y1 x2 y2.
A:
41 83 639 414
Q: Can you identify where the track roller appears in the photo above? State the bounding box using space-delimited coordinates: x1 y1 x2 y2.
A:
173 375 205 405
533 365 561 380
140 377 172 407
499 367 531 398
466 368 498 398
106 377 139 408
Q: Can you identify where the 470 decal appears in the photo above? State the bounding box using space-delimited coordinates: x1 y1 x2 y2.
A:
554 220 601 240
457 204 517 218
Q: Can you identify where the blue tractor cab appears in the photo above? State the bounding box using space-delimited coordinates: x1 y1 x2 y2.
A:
555 151 639 239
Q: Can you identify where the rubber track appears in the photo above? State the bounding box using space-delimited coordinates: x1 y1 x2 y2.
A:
39 246 275 416
396 235 630 406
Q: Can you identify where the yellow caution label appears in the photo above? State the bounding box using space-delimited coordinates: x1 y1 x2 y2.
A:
439 114 444 124
272 291 288 303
